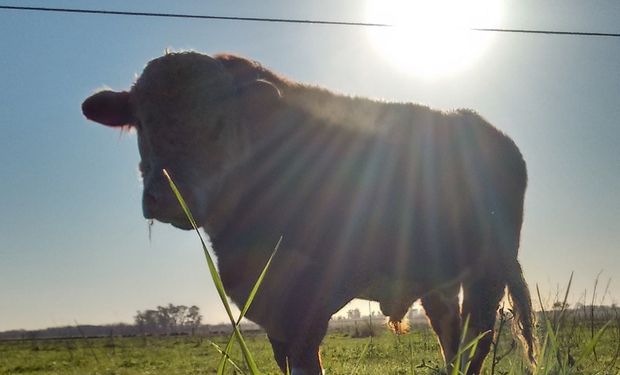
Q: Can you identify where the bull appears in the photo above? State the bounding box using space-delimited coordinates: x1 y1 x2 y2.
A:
82 51 535 374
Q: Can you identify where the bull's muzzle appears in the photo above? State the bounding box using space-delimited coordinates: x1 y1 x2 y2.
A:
141 186 193 229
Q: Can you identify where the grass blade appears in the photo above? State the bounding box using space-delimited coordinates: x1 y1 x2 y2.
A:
239 237 282 320
574 320 612 367
553 272 574 334
543 318 563 372
350 337 372 375
163 169 261 374
209 340 247 375
218 237 282 373
409 337 415 375
217 335 236 374
451 316 489 375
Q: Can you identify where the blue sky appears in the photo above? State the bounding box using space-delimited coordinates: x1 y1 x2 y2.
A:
1 0 619 331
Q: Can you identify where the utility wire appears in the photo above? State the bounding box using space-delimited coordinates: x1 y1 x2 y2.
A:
2 4 620 38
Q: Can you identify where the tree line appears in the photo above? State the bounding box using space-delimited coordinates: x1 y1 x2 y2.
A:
134 303 202 336
0 303 266 340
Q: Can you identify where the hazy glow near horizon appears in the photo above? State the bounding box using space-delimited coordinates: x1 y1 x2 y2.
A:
366 0 502 78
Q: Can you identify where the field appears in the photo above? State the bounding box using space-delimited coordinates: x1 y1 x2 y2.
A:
2 313 619 375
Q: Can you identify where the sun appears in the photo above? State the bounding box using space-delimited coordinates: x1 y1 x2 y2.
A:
366 0 502 79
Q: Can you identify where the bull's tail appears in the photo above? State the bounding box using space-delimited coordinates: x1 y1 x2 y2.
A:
505 258 537 364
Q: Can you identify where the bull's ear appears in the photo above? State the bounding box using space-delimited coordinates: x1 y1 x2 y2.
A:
238 79 281 120
82 90 133 127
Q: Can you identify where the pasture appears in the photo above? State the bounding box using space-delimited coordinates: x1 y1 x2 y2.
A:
2 312 618 375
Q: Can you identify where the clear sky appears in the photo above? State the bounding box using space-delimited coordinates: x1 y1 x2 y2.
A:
1 0 619 331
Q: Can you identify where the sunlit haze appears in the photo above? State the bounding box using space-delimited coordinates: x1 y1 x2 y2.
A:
366 0 502 78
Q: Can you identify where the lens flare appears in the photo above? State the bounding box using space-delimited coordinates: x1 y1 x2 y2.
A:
366 0 502 78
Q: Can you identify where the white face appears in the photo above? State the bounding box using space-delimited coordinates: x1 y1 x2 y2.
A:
130 54 241 230
134 110 218 230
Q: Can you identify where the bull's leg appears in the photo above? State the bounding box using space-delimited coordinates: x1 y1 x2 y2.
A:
268 337 324 375
269 319 328 375
288 345 324 375
421 286 461 372
269 336 289 373
461 276 505 375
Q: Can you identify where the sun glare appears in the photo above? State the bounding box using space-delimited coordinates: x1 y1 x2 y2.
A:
366 0 502 79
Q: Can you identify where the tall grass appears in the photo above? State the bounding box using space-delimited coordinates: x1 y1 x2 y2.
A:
164 169 278 375
526 273 619 375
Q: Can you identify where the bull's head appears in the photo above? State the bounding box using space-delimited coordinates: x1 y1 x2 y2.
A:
82 52 281 230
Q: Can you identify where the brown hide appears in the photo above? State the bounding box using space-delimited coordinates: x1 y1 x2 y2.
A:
83 52 535 374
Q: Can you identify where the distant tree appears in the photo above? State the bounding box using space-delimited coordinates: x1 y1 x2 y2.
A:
134 311 146 334
134 309 159 335
157 305 175 335
134 304 203 336
170 304 189 330
347 308 361 320
552 301 570 310
187 305 202 336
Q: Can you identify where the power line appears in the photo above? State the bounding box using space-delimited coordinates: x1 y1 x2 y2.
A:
470 27 620 38
0 5 390 27
2 4 620 38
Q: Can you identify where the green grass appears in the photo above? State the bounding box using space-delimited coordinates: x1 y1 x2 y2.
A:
1 320 618 375
0 330 458 375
